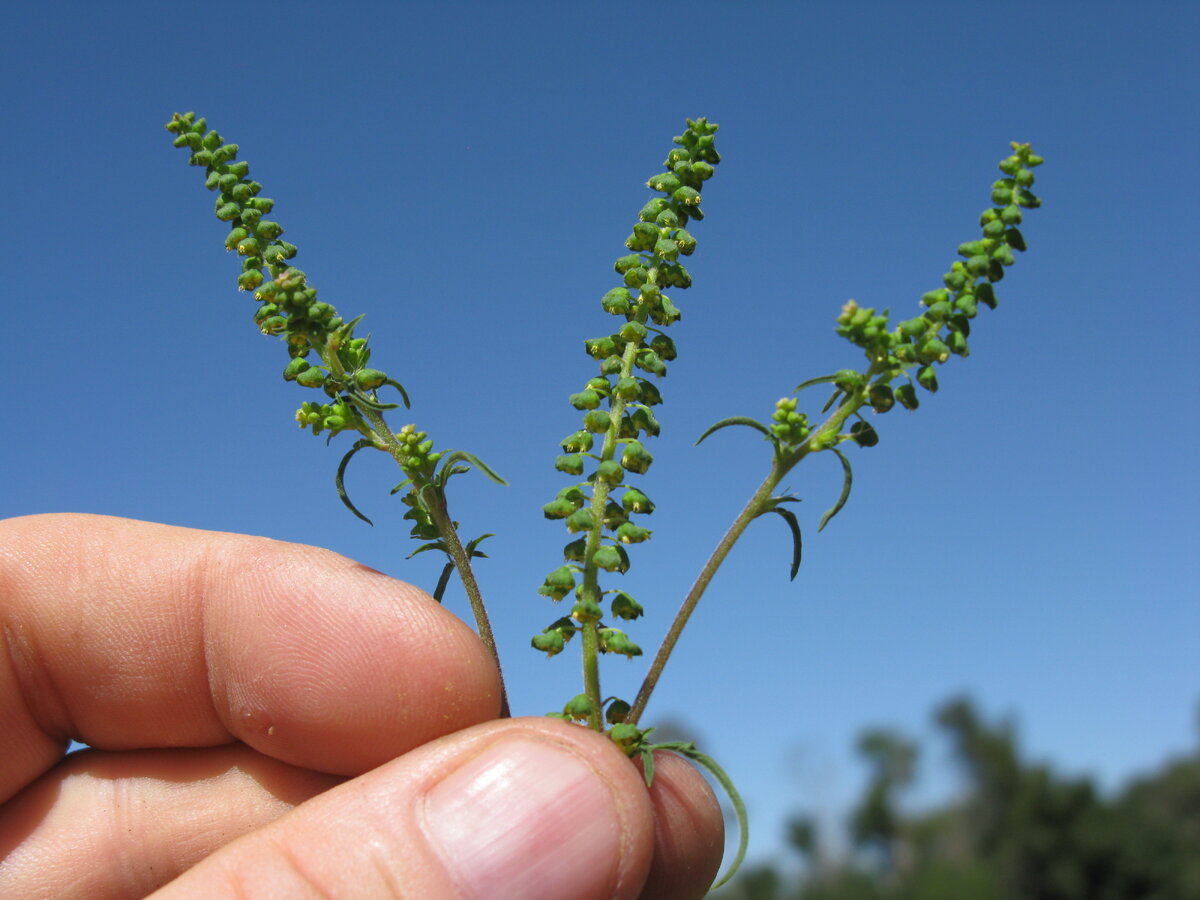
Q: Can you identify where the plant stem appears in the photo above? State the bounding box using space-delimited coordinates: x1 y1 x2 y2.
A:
626 383 870 725
356 402 510 718
424 493 511 719
578 333 645 730
626 462 782 726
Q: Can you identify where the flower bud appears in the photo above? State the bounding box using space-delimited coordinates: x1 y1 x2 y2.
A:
850 420 879 447
921 288 950 306
954 294 978 318
541 498 575 520
595 460 625 484
999 204 1023 225
223 227 249 251
282 358 310 381
602 501 627 529
295 367 325 388
602 288 633 315
992 244 1015 266
592 546 624 571
566 508 594 533
355 368 387 389
610 592 644 620
638 381 664 405
615 522 651 544
614 376 641 401
598 628 642 657
948 331 970 356
555 453 585 475
991 181 1014 205
609 723 644 753
561 430 594 453
917 337 950 364
619 320 648 342
1004 227 1027 252
943 268 968 291
237 269 264 291
215 202 241 221
600 355 623 375
621 488 654 514
531 629 565 656
614 253 643 274
655 208 681 228
606 699 633 724
623 266 648 288
647 172 681 193
639 198 668 222
563 538 588 562
571 597 603 623
923 300 952 322
869 382 895 412
654 238 679 261
895 382 919 410
584 409 611 433
917 365 939 392
966 254 991 276
563 693 594 721
635 349 666 376
620 441 653 474
673 186 701 205
259 315 288 336
538 566 576 601
584 336 616 359
570 389 602 410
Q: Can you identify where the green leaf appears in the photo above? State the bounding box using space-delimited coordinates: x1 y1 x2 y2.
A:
433 562 454 603
794 373 840 393
647 742 748 891
464 533 494 558
695 416 773 446
817 448 854 532
335 439 377 526
437 450 508 486
406 540 449 559
347 388 400 412
764 503 803 580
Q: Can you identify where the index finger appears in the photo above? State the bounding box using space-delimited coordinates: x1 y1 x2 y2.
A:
0 514 501 804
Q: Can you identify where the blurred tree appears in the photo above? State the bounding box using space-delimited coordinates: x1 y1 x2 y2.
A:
719 695 1200 900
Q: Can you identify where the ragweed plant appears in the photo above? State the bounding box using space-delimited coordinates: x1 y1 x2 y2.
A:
165 112 1043 891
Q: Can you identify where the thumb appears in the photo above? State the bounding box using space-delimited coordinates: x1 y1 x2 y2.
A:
150 718 674 899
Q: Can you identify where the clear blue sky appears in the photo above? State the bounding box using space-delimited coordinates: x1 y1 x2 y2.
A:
3 0 1196 868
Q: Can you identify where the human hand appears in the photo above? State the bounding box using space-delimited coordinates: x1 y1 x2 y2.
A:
0 514 724 898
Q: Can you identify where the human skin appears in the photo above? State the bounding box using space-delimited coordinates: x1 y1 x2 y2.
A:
0 514 724 898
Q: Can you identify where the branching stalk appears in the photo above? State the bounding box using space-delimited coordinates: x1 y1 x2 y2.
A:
628 384 869 724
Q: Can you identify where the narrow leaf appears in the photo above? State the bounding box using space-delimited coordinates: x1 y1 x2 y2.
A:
432 561 454 603
406 540 449 559
439 450 508 485
346 388 399 412
648 742 749 890
766 506 803 580
383 377 411 408
641 747 657 787
817 448 854 532
335 439 376 525
695 416 772 446
794 373 840 392
465 533 495 558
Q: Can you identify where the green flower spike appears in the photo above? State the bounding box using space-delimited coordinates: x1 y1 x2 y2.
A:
167 112 510 717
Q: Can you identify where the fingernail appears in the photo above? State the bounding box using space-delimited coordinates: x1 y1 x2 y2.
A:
422 736 623 899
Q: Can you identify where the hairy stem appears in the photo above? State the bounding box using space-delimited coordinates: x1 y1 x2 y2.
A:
627 382 870 725
356 402 510 718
